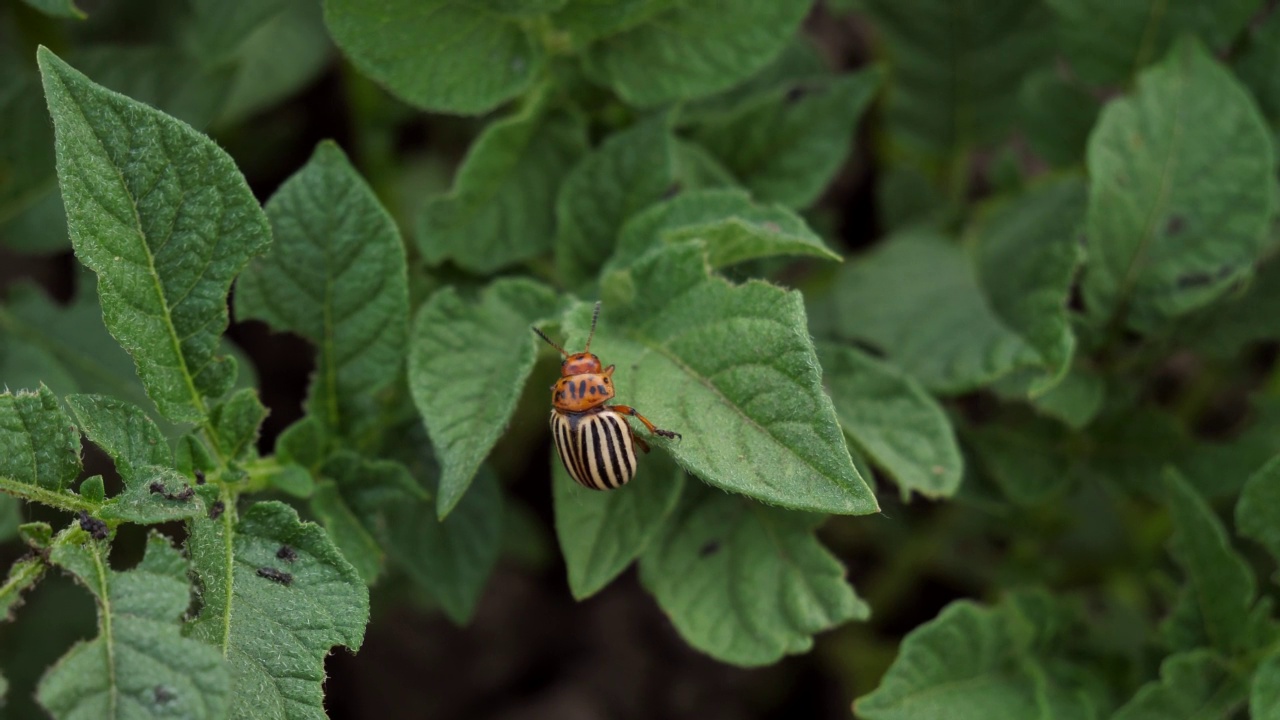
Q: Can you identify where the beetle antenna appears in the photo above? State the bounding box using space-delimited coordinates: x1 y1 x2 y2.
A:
584 301 601 353
531 327 568 357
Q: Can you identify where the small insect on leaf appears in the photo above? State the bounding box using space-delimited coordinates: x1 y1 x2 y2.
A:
208 501 225 520
257 567 293 586
77 511 108 540
276 545 298 562
533 302 681 491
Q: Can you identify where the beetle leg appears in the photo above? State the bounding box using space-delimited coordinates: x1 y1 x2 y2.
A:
632 429 651 454
608 405 681 440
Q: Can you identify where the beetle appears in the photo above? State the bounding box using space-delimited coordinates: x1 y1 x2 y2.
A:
533 302 680 490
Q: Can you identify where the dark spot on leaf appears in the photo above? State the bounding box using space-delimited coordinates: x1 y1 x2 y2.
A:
148 481 165 495
662 182 682 200
257 567 293 586
153 686 175 705
194 469 206 485
785 85 809 103
208 501 225 520
77 511 108 540
1176 272 1213 289
699 540 721 558
277 545 298 562
1165 215 1186 236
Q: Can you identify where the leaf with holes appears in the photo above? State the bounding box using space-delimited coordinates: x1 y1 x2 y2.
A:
36 531 230 720
65 394 205 524
185 501 369 720
38 48 270 424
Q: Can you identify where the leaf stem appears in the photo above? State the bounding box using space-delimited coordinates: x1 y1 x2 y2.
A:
0 477 99 513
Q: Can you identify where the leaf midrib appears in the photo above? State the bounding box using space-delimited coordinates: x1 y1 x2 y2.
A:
625 312 858 506
56 70 210 424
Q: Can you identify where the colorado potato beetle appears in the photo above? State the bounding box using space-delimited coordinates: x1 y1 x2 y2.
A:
533 302 680 490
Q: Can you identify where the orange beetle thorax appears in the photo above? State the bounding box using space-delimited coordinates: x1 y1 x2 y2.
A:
552 356 616 412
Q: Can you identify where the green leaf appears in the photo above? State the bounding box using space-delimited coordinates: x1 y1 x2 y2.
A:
965 412 1074 506
309 482 382 584
830 230 1045 393
216 0 335 126
1237 455 1280 567
65 394 169 471
685 69 881 208
555 114 679 287
1164 469 1258 655
580 0 813 107
1254 650 1280 720
179 0 288 63
970 177 1086 393
0 554 44 622
186 501 369 720
236 141 408 435
418 96 588 273
640 482 866 666
1082 38 1276 332
549 0 671 44
1111 650 1247 720
0 495 18 542
1018 69 1100 168
1236 9 1280 134
21 0 85 19
36 531 230 720
861 0 1051 167
65 395 204 524
309 451 425 584
384 466 503 624
855 594 1100 720
409 278 560 517
38 48 271 425
606 188 839 274
598 243 878 514
70 46 234 129
818 343 962 499
1177 253 1280 358
209 388 266 462
553 450 683 599
1046 0 1259 86
0 386 84 507
0 66 55 225
0 282 152 414
322 0 542 114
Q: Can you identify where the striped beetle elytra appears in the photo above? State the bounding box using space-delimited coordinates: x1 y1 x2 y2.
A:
533 302 680 490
